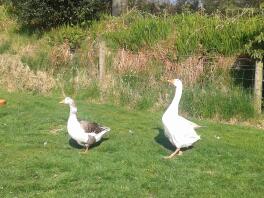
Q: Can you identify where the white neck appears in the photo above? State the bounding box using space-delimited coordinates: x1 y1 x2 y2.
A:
169 84 182 115
69 104 78 117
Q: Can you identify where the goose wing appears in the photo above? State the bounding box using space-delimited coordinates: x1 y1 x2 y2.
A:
79 120 104 134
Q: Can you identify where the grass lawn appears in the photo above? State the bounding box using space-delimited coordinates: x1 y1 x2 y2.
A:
0 90 263 197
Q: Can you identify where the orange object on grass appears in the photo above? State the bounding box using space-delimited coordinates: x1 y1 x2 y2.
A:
0 99 6 106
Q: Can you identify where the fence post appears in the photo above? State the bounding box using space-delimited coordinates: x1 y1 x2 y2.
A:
112 0 128 16
99 41 106 87
254 60 263 114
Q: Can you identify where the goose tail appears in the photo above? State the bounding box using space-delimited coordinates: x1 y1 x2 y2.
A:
94 126 111 142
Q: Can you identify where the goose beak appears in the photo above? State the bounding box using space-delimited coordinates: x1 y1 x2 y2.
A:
59 100 64 104
167 79 174 84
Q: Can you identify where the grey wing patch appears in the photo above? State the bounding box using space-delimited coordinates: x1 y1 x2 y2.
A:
80 120 103 134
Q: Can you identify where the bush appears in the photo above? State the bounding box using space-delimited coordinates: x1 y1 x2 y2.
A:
47 25 87 49
9 0 111 28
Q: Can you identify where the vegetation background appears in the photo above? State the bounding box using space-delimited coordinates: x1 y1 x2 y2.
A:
0 0 264 121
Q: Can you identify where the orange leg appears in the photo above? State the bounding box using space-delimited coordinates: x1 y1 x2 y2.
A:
164 148 182 159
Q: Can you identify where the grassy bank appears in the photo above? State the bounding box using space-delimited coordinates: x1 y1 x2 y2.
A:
0 90 263 197
0 5 262 120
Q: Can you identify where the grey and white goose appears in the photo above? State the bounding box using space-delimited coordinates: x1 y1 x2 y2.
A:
60 97 110 152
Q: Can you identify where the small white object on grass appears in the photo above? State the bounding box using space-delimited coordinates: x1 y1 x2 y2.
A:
214 135 220 140
44 141 48 147
128 130 134 134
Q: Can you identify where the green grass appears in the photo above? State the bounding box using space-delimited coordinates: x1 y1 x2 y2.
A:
105 17 172 51
182 86 255 119
0 90 263 197
0 40 11 54
102 11 264 54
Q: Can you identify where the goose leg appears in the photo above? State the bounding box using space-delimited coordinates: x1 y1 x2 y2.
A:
80 145 89 154
84 145 89 152
164 148 181 159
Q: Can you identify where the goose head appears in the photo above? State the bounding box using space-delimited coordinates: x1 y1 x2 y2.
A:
167 79 182 88
60 97 77 114
59 97 75 105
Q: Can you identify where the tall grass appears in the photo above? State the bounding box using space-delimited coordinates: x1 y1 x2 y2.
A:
173 13 262 55
102 11 263 55
182 86 255 120
0 39 11 53
105 17 172 51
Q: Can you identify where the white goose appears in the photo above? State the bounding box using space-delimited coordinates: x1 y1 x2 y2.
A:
60 97 110 152
162 79 200 159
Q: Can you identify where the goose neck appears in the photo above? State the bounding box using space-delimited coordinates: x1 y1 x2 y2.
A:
169 86 182 113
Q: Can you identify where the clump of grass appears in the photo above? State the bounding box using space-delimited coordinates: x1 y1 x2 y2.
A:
0 39 11 54
21 50 50 71
182 85 255 120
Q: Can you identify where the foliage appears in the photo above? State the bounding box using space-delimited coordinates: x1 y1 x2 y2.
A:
103 11 263 55
173 13 263 55
8 0 111 28
47 25 87 49
105 17 171 51
245 32 264 60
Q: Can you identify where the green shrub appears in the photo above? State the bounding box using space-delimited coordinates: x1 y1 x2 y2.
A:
245 32 264 60
47 25 87 49
9 0 111 28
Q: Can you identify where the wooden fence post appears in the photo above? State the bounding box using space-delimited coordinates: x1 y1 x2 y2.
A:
254 60 263 114
112 0 128 16
99 41 106 87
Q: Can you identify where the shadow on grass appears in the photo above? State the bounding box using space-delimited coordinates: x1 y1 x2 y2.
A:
154 127 194 152
154 127 175 151
69 138 109 150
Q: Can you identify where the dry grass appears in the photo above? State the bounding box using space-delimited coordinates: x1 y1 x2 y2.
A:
49 42 72 73
111 47 236 87
0 6 16 32
19 44 39 57
0 54 55 94
113 49 149 73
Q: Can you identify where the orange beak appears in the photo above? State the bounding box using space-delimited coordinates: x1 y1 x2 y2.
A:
167 79 175 84
59 99 64 104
